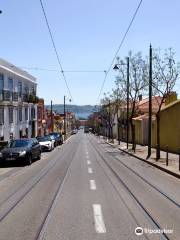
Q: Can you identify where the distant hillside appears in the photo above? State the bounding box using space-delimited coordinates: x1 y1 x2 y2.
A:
45 104 99 119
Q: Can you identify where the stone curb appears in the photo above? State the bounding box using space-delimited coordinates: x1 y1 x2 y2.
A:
106 142 180 180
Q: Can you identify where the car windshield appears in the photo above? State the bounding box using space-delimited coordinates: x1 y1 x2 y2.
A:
49 135 55 140
37 136 50 142
50 133 60 137
8 140 30 148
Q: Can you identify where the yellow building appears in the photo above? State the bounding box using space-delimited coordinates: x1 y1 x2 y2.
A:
152 99 180 153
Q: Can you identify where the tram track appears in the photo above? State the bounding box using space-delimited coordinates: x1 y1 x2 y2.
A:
0 138 75 223
88 135 179 240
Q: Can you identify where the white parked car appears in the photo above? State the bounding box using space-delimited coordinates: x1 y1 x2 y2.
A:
36 136 54 151
49 135 56 148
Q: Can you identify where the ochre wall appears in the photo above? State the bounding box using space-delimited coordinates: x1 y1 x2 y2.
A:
152 101 180 153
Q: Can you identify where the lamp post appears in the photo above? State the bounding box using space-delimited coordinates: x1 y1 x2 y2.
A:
50 100 53 133
108 100 111 140
64 96 66 140
113 57 129 149
0 10 2 14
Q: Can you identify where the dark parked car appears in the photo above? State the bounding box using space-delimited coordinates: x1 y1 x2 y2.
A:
49 132 63 146
0 138 41 165
84 126 89 133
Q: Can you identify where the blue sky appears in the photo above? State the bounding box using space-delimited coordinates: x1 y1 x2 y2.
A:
0 0 180 105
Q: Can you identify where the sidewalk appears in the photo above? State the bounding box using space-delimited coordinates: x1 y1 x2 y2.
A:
99 136 180 179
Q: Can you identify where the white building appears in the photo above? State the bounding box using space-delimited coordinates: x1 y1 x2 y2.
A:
0 58 38 141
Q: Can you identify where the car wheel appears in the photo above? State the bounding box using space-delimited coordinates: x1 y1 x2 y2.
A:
26 154 32 165
37 152 41 160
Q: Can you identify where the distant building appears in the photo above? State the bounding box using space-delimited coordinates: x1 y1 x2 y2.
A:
0 58 38 141
37 98 46 136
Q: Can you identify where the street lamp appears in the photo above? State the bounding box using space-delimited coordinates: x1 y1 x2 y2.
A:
113 57 129 149
0 10 2 14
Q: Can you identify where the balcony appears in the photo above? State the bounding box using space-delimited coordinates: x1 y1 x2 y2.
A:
0 90 19 102
12 92 18 102
0 91 39 104
3 90 12 101
22 94 28 102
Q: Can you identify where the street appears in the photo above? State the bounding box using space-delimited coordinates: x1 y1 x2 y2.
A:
0 130 179 240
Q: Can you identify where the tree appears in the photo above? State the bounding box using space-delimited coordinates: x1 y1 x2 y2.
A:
115 52 148 150
152 48 180 159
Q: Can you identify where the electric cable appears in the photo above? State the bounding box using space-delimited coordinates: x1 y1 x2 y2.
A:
96 0 143 104
39 0 73 101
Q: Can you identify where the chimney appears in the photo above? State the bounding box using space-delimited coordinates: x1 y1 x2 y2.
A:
165 92 177 105
138 94 142 101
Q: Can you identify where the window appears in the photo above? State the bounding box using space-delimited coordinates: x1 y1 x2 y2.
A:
18 82 22 97
19 108 22 122
9 108 13 123
31 86 36 95
25 107 28 120
0 74 4 94
31 107 35 120
8 78 13 92
0 108 4 124
24 84 29 95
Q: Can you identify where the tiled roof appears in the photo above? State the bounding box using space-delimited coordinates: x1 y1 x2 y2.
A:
137 96 164 113
0 58 36 82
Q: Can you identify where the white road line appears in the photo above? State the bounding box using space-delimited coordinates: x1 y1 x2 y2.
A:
87 160 91 165
90 180 96 190
93 204 106 233
86 155 89 159
88 167 93 174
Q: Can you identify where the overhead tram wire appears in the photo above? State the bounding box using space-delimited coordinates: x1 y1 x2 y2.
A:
39 0 73 101
96 0 143 104
17 66 106 73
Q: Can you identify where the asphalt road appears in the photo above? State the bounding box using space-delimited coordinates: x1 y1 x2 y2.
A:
0 131 179 240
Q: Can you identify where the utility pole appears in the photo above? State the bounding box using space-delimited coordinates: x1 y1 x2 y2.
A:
64 95 66 140
147 44 152 158
126 57 129 149
117 109 120 145
50 100 53 133
108 100 111 140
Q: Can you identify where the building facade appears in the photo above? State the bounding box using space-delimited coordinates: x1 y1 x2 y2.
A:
37 98 46 137
0 58 38 141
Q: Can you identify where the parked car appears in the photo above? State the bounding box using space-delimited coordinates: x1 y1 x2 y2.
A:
84 126 89 133
37 135 54 151
71 129 78 135
0 138 41 165
49 132 63 146
49 135 56 147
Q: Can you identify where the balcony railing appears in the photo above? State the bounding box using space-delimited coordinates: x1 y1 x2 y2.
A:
22 94 28 102
13 92 18 101
0 90 39 104
3 90 12 101
0 90 20 102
